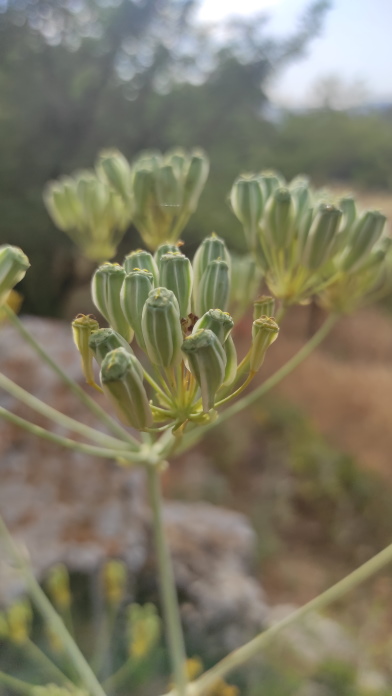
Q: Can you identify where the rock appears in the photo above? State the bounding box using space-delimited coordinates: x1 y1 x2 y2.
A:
0 317 268 651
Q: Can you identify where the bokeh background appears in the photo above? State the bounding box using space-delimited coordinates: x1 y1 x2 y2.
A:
2 1 392 694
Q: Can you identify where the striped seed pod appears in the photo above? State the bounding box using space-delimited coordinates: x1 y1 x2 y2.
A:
159 252 193 318
253 295 275 321
304 204 342 271
72 314 100 385
192 234 230 299
230 176 264 249
342 210 386 271
193 308 234 345
97 149 132 201
141 287 183 368
121 269 154 348
100 348 152 430
181 328 226 412
91 263 132 341
89 327 134 365
123 249 159 284
182 150 210 212
250 316 279 373
196 258 230 316
154 242 179 269
222 334 237 386
264 187 295 250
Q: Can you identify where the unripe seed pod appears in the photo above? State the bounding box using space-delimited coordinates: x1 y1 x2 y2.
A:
121 269 154 348
156 164 182 208
133 168 155 218
230 177 264 249
0 245 30 305
159 252 193 318
91 263 132 340
196 258 230 316
259 170 283 199
46 564 72 611
154 242 179 268
102 559 127 606
142 287 182 368
182 151 209 212
193 308 234 344
342 210 386 271
253 295 275 321
250 316 279 373
222 334 237 386
97 149 132 200
89 327 134 365
124 249 158 284
192 234 230 298
264 187 295 249
100 348 152 430
304 204 342 270
181 328 226 412
72 314 100 385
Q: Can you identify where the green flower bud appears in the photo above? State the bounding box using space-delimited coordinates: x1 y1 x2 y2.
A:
100 348 152 430
89 327 134 365
7 600 33 645
91 263 132 341
124 249 159 284
193 308 234 344
97 149 132 201
72 314 100 386
222 334 237 386
264 187 295 249
229 253 263 319
102 559 127 606
259 170 284 199
181 329 226 412
121 269 154 348
46 564 72 611
182 150 209 212
154 242 180 268
156 164 182 208
159 252 193 318
304 204 342 270
192 234 230 298
133 168 155 218
0 245 30 305
142 287 183 368
342 210 386 271
339 196 357 233
253 295 275 320
230 177 264 249
196 259 230 316
290 180 312 221
250 316 279 373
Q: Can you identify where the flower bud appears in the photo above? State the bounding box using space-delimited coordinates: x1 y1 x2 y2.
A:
100 348 152 430
342 210 386 271
132 168 155 219
159 252 193 318
89 327 134 365
250 316 279 373
192 234 230 298
142 287 183 368
102 559 127 606
124 249 159 284
97 149 132 201
259 170 283 199
229 253 263 319
91 263 132 341
196 259 230 316
154 242 179 268
264 187 295 249
222 334 237 386
7 600 33 645
156 164 182 208
230 177 264 249
121 269 154 348
193 308 234 344
253 295 275 320
181 329 226 412
72 314 100 386
304 204 342 270
46 564 72 611
0 245 30 305
182 150 209 212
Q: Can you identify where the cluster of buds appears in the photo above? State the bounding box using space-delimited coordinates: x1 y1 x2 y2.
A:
72 235 279 433
230 173 391 311
99 147 209 251
44 169 131 262
45 148 209 261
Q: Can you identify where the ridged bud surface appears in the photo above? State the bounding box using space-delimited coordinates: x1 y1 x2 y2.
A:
253 295 275 320
193 308 234 344
142 287 182 368
121 269 154 348
264 187 295 249
304 204 342 270
181 328 226 412
91 263 132 340
72 314 100 385
230 177 263 249
97 149 132 201
192 234 230 298
196 258 230 316
250 316 279 373
159 252 193 318
100 348 152 430
342 210 386 271
183 151 209 212
89 327 134 365
124 249 158 284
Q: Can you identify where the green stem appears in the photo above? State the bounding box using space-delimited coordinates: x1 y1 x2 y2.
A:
215 373 254 408
178 314 338 453
102 656 134 692
0 407 145 464
181 539 392 696
25 639 71 685
0 373 127 450
0 516 107 696
147 466 188 696
4 307 139 450
0 671 35 696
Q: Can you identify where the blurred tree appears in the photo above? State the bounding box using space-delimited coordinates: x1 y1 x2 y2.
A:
0 0 330 315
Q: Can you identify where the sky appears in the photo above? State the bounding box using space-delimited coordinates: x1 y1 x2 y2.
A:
196 0 392 107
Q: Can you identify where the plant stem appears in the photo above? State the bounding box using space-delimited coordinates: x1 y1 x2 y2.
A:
0 372 127 450
0 671 35 696
4 307 139 449
0 516 107 696
178 539 392 696
0 407 145 464
147 466 188 696
25 639 71 685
